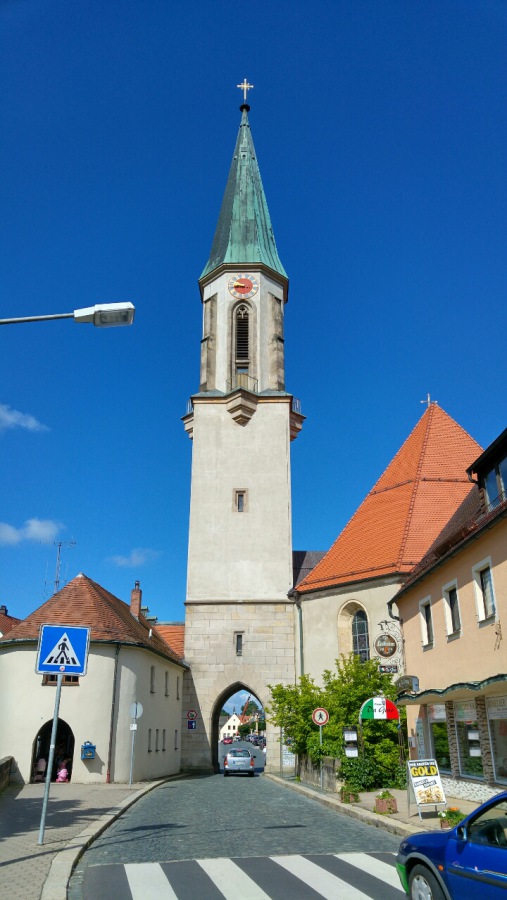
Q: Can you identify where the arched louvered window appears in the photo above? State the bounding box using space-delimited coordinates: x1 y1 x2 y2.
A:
235 305 249 369
352 611 369 662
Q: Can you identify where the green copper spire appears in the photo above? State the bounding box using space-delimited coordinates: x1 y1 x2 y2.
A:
200 104 287 280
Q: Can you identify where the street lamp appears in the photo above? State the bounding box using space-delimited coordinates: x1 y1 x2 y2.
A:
0 302 135 327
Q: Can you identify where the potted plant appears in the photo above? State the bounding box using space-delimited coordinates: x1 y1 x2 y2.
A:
339 782 359 803
438 807 464 829
375 790 398 815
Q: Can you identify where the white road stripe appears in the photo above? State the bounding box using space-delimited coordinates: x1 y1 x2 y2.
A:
272 855 369 900
337 853 403 891
125 862 178 899
197 857 271 900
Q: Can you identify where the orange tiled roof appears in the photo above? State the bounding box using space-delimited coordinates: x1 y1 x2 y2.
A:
0 573 185 666
297 405 482 593
155 624 185 659
0 609 20 635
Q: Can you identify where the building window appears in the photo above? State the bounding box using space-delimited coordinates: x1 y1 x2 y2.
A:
162 729 166 751
351 611 369 662
148 728 152 752
155 729 159 751
487 696 507 783
235 305 249 366
473 560 496 621
177 676 180 700
419 597 434 646
236 491 245 512
454 701 483 779
428 704 451 773
150 665 155 693
42 674 79 686
174 729 178 750
165 671 169 696
235 632 243 656
443 582 461 636
484 455 507 509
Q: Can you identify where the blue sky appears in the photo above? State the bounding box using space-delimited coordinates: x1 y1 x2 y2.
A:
1 1 506 624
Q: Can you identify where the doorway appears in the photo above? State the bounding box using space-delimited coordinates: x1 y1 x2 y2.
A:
31 718 75 782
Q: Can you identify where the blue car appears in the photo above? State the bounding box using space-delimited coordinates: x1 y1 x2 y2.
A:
396 790 507 899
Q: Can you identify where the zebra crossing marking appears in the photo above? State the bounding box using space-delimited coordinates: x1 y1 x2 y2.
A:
197 858 271 900
125 862 178 899
335 852 402 889
271 855 372 900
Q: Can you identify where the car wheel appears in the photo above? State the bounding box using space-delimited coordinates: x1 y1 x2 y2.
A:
409 864 445 900
224 770 228 777
249 771 254 777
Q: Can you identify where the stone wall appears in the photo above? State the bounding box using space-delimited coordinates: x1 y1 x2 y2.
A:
299 755 339 792
0 756 12 792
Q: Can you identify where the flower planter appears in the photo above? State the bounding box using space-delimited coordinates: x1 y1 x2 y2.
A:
375 797 398 815
440 820 452 830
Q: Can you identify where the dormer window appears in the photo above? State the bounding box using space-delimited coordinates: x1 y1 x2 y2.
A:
484 455 507 509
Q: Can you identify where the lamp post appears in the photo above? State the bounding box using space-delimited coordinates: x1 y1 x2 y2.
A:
0 302 135 327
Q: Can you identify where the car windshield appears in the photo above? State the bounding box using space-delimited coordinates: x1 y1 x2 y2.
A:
228 750 250 758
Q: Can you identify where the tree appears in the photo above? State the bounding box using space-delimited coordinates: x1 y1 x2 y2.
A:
268 655 406 789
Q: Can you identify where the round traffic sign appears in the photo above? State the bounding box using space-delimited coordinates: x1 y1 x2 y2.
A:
312 707 329 726
187 709 198 720
130 701 143 720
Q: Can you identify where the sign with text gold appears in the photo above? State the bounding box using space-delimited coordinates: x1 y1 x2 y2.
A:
408 758 446 810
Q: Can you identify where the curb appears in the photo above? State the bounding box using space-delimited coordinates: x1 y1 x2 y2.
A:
263 774 426 839
41 776 184 900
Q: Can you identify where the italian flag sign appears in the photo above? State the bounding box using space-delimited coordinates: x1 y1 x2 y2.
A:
360 697 399 720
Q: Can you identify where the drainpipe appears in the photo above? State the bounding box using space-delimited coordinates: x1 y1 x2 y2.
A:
289 588 304 677
106 643 121 783
387 599 401 622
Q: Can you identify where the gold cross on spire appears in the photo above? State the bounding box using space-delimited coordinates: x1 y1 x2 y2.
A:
237 78 254 102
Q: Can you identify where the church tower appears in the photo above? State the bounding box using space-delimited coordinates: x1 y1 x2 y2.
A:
181 91 303 772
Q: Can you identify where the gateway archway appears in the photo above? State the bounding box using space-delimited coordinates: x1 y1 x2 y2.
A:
211 683 264 773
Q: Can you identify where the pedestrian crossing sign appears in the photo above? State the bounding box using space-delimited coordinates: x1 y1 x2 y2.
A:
36 624 91 675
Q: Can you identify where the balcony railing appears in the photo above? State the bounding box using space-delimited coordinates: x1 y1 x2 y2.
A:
226 373 259 393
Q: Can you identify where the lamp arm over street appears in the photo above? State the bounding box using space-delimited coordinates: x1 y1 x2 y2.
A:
0 302 135 327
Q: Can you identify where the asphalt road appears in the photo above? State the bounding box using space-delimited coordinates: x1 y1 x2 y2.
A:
69 770 402 899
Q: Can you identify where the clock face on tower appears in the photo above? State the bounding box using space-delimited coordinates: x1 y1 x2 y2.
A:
227 273 260 300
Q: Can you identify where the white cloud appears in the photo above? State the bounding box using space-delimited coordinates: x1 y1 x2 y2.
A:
107 548 161 568
0 518 63 546
0 404 48 433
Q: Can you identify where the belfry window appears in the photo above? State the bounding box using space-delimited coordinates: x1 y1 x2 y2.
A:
352 611 369 662
235 305 249 371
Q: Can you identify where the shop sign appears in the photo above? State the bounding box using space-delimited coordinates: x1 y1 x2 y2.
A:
487 696 507 720
454 700 477 723
428 704 446 722
415 718 425 758
379 664 398 674
408 758 446 808
395 675 419 694
374 634 398 658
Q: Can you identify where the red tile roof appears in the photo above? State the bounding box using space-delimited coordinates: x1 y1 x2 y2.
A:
0 573 185 666
297 405 482 593
154 624 185 659
0 609 20 636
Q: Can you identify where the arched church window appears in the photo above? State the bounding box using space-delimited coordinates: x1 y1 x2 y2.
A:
352 611 370 662
235 305 249 371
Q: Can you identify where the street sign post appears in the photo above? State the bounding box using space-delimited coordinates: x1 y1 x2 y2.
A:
36 624 91 845
187 709 197 720
312 708 329 789
129 701 143 787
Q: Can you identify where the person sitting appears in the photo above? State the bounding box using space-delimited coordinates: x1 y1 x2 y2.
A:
56 765 69 783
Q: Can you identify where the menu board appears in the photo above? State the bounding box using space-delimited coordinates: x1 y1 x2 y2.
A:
408 758 446 808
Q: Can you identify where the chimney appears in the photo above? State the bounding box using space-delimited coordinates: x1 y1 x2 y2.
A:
130 581 142 619
0 605 7 616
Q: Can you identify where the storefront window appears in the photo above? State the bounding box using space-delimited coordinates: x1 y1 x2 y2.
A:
454 700 483 779
428 704 450 772
487 696 507 784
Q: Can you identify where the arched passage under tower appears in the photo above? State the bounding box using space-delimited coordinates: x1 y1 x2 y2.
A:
211 682 265 772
